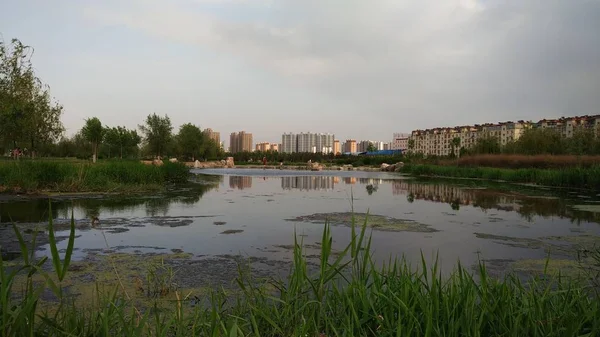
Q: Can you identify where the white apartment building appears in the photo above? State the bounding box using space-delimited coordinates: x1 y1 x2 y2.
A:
281 133 297 153
392 133 410 151
281 132 335 153
410 121 530 157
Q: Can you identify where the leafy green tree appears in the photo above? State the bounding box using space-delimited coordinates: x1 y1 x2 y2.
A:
408 139 415 152
367 142 377 152
176 123 205 161
0 38 64 156
103 126 140 159
471 136 501 155
511 128 564 155
566 128 596 155
81 117 104 163
22 85 64 158
450 137 461 158
139 113 172 159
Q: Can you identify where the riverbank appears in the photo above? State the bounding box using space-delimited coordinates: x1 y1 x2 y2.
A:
400 164 600 189
193 162 382 171
3 220 600 336
0 160 190 194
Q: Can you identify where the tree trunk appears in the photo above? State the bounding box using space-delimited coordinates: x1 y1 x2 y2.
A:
120 145 123 159
93 143 97 163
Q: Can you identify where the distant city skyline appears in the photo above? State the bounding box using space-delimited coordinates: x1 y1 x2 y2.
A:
1 1 597 146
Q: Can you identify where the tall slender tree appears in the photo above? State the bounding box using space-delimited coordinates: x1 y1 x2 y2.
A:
81 117 104 163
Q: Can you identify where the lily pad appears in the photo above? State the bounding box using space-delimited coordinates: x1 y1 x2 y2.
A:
285 212 438 233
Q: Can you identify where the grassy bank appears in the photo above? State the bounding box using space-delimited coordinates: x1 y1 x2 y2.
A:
400 163 600 189
0 160 190 193
2 215 600 336
433 154 600 169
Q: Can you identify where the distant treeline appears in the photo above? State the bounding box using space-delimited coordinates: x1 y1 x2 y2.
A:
1 39 222 162
228 151 404 167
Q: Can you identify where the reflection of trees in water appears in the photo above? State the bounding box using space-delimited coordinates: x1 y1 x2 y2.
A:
1 181 220 223
392 180 600 224
0 200 59 223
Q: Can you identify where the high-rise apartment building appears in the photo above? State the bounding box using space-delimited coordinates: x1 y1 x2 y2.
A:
280 132 335 154
333 140 341 155
281 133 297 153
255 142 270 152
229 131 253 153
343 139 357 153
255 142 279 152
204 128 220 145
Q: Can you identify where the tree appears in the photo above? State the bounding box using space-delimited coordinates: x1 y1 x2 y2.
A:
176 123 204 160
367 142 377 152
450 137 461 158
0 38 64 156
22 85 64 158
139 113 172 159
103 126 141 159
471 136 501 155
566 128 596 155
512 128 564 155
81 117 104 163
408 139 415 152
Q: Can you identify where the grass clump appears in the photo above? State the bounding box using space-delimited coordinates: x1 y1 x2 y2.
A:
400 163 600 189
0 160 189 193
2 211 600 336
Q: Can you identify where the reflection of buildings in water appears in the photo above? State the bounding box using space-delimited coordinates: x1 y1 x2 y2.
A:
281 176 335 190
333 177 340 184
229 176 252 190
390 181 600 223
343 177 357 185
393 181 472 204
358 178 384 185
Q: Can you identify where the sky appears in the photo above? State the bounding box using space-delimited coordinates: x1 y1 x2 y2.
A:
1 0 599 147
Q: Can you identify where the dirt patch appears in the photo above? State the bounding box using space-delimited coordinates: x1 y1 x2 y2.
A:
285 212 438 233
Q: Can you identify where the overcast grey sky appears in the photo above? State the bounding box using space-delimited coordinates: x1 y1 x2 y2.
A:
1 0 599 146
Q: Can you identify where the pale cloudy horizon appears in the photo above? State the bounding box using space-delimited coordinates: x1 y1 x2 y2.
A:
1 0 599 147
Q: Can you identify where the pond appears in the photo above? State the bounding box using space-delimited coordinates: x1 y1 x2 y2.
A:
2 169 600 284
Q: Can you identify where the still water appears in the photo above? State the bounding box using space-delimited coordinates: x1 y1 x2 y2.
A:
2 169 600 272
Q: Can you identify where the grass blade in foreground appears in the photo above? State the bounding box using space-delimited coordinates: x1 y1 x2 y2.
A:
2 214 600 336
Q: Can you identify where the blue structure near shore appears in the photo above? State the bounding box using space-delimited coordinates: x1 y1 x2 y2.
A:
363 150 402 156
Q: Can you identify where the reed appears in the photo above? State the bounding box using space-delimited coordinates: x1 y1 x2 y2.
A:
0 160 189 193
437 154 600 169
1 210 599 336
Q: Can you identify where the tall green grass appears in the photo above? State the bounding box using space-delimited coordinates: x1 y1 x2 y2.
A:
2 211 600 336
400 164 600 189
0 160 189 193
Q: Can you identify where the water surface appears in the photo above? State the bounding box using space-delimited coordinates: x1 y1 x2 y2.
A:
2 169 600 273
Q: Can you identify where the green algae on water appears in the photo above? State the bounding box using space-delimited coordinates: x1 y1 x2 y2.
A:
286 212 438 233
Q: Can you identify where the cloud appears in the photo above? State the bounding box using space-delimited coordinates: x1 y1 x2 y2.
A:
82 0 600 131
